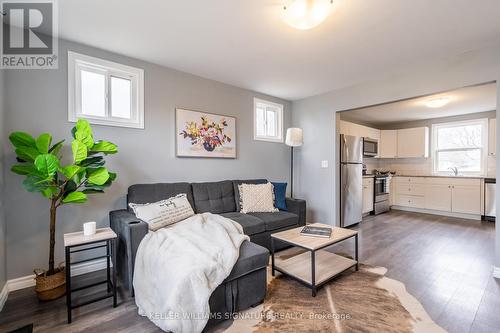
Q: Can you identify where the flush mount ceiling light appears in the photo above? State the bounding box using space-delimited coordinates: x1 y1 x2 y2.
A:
282 0 334 30
425 97 451 108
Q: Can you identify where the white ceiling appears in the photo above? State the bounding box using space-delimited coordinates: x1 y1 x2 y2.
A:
59 0 500 101
339 83 497 126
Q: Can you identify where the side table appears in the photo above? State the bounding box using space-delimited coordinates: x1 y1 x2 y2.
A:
63 227 118 323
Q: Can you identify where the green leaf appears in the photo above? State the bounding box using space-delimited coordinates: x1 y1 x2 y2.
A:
11 164 36 175
108 172 117 181
73 169 86 184
9 132 36 148
62 191 87 204
80 156 105 168
82 189 104 194
84 184 106 191
41 187 59 199
34 154 59 177
22 175 50 193
74 119 94 148
63 180 77 194
71 140 87 164
91 141 117 155
60 165 81 179
48 139 64 156
87 167 109 186
36 133 52 154
15 146 40 162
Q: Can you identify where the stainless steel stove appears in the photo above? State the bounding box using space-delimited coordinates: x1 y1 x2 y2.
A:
374 175 391 215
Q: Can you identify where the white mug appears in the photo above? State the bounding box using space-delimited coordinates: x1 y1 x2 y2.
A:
83 222 97 236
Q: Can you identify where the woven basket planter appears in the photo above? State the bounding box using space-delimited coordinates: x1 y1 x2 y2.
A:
34 263 66 301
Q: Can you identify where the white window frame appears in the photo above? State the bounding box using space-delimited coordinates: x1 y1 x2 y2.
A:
68 51 145 129
431 118 488 176
253 98 284 143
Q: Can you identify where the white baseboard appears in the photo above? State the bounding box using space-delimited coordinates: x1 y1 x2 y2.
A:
493 266 500 279
0 283 8 312
6 258 108 294
391 206 482 220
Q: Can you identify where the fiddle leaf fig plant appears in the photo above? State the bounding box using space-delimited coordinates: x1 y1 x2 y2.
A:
9 119 118 275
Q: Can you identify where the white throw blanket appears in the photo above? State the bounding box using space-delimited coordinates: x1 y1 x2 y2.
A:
133 213 249 333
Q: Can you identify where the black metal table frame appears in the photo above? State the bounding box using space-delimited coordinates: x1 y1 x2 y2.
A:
65 238 117 323
271 233 358 297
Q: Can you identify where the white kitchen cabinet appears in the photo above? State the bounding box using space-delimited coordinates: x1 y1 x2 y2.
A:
339 120 381 140
362 177 374 214
489 118 496 156
379 130 398 158
396 127 429 158
395 195 425 208
451 184 481 215
389 179 395 205
425 184 452 212
392 176 481 217
394 177 426 209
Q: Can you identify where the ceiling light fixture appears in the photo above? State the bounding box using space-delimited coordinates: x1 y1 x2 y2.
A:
425 97 451 108
282 0 334 30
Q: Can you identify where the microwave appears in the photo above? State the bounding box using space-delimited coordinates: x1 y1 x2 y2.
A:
363 138 378 157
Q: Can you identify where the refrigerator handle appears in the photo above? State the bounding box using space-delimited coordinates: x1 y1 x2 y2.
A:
343 135 349 162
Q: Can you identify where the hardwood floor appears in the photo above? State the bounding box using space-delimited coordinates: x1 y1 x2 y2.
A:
0 210 497 333
331 210 498 333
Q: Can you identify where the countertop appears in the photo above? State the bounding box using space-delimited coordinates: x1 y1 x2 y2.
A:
393 174 490 180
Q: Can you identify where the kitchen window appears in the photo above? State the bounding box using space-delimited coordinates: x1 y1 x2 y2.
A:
68 51 144 129
254 98 283 142
432 119 488 175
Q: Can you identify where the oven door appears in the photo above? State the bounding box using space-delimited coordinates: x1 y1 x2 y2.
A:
363 138 378 157
374 177 389 196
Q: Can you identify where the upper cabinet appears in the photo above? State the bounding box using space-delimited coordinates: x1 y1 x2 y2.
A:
396 127 429 158
339 120 380 140
339 120 429 159
379 130 398 158
489 118 496 157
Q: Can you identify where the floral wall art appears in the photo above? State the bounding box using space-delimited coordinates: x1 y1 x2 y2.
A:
176 108 236 158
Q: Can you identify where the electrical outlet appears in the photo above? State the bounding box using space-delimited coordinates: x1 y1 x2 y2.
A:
321 160 328 168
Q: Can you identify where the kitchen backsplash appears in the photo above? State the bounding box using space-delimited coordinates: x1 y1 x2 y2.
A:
365 156 496 178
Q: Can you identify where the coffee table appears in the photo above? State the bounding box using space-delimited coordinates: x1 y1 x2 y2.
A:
271 223 358 297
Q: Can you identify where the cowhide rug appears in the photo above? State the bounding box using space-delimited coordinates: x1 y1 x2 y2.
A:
211 248 446 333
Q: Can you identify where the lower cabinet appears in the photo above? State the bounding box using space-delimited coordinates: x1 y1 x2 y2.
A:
451 185 481 215
362 177 374 214
425 184 452 211
395 195 425 208
393 177 481 216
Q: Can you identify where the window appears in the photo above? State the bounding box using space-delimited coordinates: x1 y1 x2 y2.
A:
254 98 283 142
432 119 488 175
68 51 144 129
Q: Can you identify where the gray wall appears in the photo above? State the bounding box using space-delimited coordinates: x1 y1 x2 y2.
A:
0 68 6 290
3 39 291 279
292 41 500 268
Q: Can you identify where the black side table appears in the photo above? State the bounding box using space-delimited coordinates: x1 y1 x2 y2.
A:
63 227 118 323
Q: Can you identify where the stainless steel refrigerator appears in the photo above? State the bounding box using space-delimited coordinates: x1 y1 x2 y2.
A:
340 134 363 227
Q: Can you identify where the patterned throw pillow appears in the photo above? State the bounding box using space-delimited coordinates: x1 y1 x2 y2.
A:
129 193 195 231
238 183 279 214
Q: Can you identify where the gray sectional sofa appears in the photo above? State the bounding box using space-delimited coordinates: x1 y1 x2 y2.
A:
109 179 306 328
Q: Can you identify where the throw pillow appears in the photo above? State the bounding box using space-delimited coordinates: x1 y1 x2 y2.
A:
271 182 288 211
238 183 279 214
129 193 195 231
233 179 268 212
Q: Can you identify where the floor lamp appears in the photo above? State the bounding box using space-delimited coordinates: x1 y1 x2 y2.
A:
285 128 303 198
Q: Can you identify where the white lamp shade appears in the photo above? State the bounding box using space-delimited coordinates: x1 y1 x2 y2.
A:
285 128 303 147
